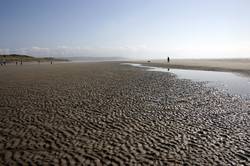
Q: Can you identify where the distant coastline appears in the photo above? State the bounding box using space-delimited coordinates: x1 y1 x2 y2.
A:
66 56 126 62
0 54 69 63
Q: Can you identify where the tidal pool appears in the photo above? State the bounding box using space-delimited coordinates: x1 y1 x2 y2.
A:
122 63 250 99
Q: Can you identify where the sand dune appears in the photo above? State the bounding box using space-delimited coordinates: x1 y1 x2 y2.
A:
0 62 249 165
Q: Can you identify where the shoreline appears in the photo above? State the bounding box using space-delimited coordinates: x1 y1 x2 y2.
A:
130 59 250 76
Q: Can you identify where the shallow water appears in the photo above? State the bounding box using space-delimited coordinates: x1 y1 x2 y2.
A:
122 63 250 99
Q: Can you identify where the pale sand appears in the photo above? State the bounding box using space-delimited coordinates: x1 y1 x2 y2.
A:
134 59 250 74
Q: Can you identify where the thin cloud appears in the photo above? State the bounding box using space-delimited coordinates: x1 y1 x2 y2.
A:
1 43 250 59
0 48 10 54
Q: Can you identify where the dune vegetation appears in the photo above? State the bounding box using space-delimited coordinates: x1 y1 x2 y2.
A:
0 54 68 63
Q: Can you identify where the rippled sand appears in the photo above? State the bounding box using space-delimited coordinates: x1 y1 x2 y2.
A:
0 62 249 165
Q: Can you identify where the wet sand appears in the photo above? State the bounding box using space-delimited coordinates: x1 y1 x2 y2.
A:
0 62 250 165
135 59 250 75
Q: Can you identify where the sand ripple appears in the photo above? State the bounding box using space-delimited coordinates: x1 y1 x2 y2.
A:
0 63 250 165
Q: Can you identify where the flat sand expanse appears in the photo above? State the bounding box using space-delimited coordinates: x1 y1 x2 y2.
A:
0 62 250 165
135 59 250 75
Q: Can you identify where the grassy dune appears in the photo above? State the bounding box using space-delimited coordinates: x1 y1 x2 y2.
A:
0 54 68 62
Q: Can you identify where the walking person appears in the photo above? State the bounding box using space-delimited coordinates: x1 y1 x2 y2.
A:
167 57 170 63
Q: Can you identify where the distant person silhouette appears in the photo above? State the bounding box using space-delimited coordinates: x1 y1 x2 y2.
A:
20 59 23 65
167 57 170 63
50 61 52 64
16 61 18 65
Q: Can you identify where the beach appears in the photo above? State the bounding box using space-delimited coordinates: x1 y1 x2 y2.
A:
136 59 250 75
0 62 250 165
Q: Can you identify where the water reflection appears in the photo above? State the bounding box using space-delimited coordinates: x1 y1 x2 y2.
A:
122 63 250 99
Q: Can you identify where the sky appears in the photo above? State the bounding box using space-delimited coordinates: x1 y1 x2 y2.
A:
0 0 250 59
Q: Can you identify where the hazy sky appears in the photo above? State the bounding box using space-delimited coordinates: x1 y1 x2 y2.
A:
0 0 250 59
